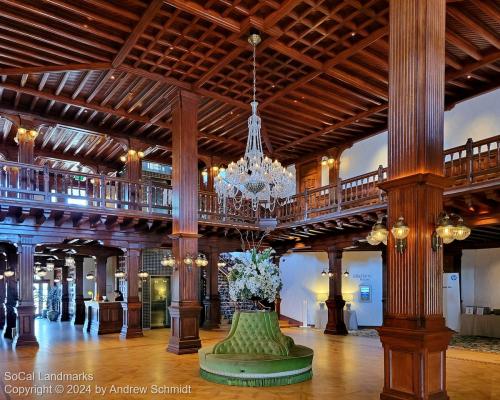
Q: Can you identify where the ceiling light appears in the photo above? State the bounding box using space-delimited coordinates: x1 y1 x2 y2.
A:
4 267 14 277
86 271 95 280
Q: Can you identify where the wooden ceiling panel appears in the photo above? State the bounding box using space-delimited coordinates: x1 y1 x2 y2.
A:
0 0 497 168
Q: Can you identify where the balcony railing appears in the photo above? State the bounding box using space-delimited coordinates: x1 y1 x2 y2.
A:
0 135 498 227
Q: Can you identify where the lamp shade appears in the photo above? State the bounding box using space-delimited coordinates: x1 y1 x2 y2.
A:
4 268 14 277
138 270 149 279
391 217 410 240
436 215 455 243
114 269 126 278
371 223 388 242
86 271 95 280
453 218 471 241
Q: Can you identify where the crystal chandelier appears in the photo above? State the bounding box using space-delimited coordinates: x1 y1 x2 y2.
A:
215 32 295 211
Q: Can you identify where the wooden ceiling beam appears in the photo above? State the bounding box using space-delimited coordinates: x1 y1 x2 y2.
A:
0 63 111 76
0 81 171 129
111 0 165 68
447 7 500 49
276 104 388 153
446 31 482 60
446 50 500 82
263 0 302 28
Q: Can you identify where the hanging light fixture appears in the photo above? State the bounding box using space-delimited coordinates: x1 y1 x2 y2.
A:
4 267 14 277
86 271 95 280
66 275 74 282
34 261 42 273
343 269 350 278
391 217 410 253
195 253 208 267
114 269 126 279
37 268 48 277
0 272 4 280
46 258 55 271
217 259 227 268
453 217 471 241
53 277 60 283
214 31 295 211
321 269 327 277
183 254 194 266
65 255 75 268
328 270 334 278
138 270 149 279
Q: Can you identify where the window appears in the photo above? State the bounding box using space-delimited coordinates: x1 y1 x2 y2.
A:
67 188 88 206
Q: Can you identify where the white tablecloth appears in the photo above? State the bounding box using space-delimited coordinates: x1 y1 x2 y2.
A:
344 310 358 330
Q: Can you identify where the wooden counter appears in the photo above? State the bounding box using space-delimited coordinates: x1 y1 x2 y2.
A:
84 301 123 335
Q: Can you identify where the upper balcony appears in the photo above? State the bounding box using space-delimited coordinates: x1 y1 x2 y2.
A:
0 135 498 232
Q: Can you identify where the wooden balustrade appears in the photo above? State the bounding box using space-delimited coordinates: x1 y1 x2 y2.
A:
0 135 498 226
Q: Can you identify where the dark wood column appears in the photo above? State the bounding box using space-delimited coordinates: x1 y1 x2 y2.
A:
0 257 6 331
14 236 38 347
327 145 350 185
168 89 202 355
202 246 220 329
120 248 143 338
4 250 18 339
60 261 70 322
381 248 387 315
324 248 348 335
378 1 451 399
96 256 107 301
73 256 85 325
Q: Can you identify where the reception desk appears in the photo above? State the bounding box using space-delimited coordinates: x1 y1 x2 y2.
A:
460 314 500 338
84 301 123 335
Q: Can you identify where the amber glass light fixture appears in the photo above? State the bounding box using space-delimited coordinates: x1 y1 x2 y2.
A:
137 270 149 279
195 253 208 267
433 212 471 250
114 269 126 278
366 216 388 246
161 251 176 268
4 267 14 277
391 217 410 253
217 259 227 268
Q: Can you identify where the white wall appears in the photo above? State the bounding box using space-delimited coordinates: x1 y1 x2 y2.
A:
461 248 500 309
339 89 500 179
342 251 383 326
279 252 329 325
279 251 383 327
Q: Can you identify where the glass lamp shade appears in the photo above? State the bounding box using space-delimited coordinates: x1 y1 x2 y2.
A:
328 271 334 278
391 217 410 240
343 270 350 278
114 269 126 278
217 260 227 268
366 232 381 246
53 277 60 283
86 271 95 280
160 255 170 267
195 254 207 267
4 269 15 277
0 273 3 280
46 260 55 271
436 216 455 243
453 219 471 241
183 255 193 265
37 268 48 277
371 223 388 242
66 276 74 282
321 269 327 277
138 270 149 279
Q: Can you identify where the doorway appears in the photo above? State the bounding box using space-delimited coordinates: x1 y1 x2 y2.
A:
150 276 171 328
33 280 50 317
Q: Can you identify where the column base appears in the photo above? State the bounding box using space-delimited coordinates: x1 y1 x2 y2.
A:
378 326 452 400
14 304 38 348
120 302 143 339
73 297 86 325
167 303 202 354
324 296 348 335
202 296 221 330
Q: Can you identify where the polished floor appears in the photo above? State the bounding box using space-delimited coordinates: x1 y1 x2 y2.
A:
0 320 499 400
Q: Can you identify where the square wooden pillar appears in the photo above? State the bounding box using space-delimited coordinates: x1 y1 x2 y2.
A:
168 89 202 354
59 260 71 322
96 256 107 301
324 248 347 335
121 248 143 338
3 250 17 339
378 1 452 399
14 236 38 348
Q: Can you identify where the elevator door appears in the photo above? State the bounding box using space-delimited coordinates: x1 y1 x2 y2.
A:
150 276 171 328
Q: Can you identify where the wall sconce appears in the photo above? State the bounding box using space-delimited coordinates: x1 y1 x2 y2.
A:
0 272 3 280
120 149 145 162
161 251 176 268
391 216 410 253
217 259 227 268
195 253 208 267
328 270 335 278
86 271 95 280
37 268 48 277
432 212 471 251
212 166 219 172
114 269 126 279
14 127 38 144
321 269 327 277
4 267 15 278
137 270 149 279
46 258 55 271
366 216 388 246
321 156 335 167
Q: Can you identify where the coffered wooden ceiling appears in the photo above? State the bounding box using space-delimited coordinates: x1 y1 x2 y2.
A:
0 0 498 168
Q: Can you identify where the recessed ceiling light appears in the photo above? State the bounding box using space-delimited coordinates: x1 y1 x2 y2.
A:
169 46 174 50
111 75 116 80
351 32 356 37
467 75 471 79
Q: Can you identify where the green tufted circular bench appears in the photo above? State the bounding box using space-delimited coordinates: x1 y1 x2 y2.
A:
199 311 313 386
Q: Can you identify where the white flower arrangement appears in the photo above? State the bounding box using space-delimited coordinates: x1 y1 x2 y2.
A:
227 248 282 302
